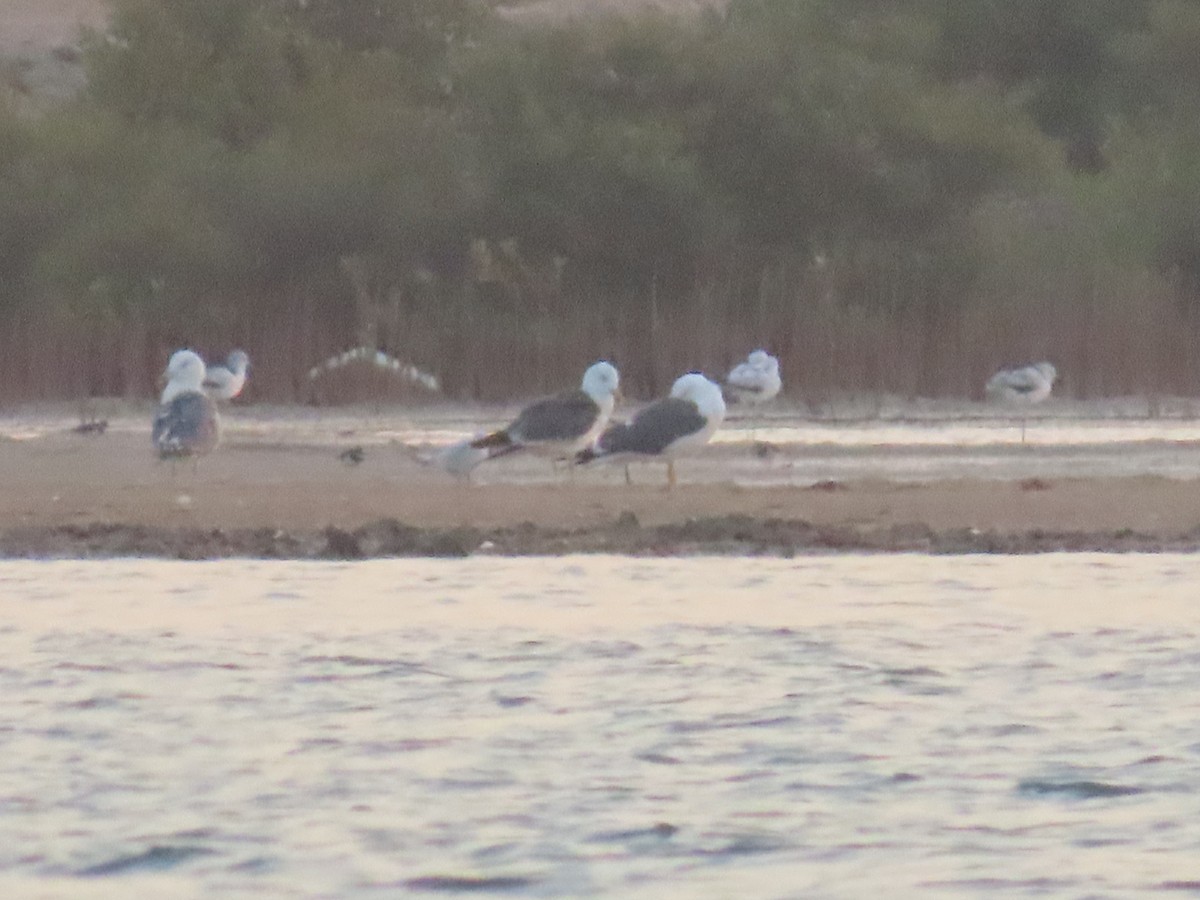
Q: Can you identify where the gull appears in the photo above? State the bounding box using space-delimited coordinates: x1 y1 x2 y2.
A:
724 349 781 441
203 349 251 400
153 350 219 465
985 361 1057 443
465 361 621 473
577 372 726 489
726 349 782 404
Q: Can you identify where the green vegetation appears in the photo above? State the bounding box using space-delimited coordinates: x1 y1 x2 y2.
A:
2 0 1200 401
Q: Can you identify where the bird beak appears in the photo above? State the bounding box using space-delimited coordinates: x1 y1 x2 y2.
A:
614 386 624 404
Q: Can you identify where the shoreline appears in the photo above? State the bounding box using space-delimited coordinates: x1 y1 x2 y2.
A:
6 514 1200 560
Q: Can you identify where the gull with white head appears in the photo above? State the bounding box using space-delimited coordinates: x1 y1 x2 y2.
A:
153 349 220 464
577 371 726 489
448 361 620 478
203 349 251 401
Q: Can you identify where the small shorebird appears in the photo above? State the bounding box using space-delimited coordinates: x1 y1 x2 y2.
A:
154 349 220 468
577 372 726 489
985 361 1057 443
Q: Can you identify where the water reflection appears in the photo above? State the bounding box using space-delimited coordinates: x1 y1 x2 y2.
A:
1 555 1199 896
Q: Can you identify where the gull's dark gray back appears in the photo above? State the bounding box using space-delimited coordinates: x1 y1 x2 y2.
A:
153 392 219 459
601 398 704 455
511 390 598 442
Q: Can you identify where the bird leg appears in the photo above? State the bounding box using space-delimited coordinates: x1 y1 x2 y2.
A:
666 460 677 491
624 464 633 486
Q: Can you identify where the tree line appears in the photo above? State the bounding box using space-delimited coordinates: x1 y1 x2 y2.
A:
2 0 1199 403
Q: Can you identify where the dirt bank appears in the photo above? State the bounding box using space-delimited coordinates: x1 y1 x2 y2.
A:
5 513 1199 560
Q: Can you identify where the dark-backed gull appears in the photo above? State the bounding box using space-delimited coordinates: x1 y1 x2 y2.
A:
153 350 220 463
577 371 725 489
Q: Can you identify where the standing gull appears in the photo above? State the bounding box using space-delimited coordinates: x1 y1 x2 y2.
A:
467 361 621 471
985 361 1057 443
577 372 726 489
153 349 220 463
724 349 782 441
203 349 251 400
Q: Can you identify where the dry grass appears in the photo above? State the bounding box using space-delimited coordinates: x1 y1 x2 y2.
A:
0 251 1196 405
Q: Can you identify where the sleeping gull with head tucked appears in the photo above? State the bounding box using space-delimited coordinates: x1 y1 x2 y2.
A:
203 349 250 401
724 349 781 441
726 349 782 404
986 361 1057 443
577 371 726 489
153 349 220 463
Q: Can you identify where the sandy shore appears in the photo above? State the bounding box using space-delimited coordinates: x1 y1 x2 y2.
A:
2 413 1200 557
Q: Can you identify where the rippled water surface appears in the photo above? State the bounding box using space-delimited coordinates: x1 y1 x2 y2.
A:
3 556 1200 897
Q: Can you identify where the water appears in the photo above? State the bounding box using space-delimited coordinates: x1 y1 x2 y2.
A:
2 556 1200 897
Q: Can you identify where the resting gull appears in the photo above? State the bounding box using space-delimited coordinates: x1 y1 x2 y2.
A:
203 349 251 400
725 349 782 405
577 371 726 489
467 360 620 466
153 349 220 463
985 361 1057 443
724 349 781 441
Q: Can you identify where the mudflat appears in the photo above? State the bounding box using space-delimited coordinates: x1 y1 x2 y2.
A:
2 414 1199 557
